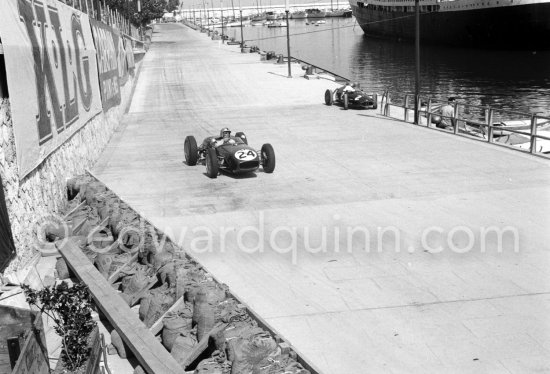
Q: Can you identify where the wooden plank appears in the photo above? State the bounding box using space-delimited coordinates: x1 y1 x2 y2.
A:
129 278 157 307
149 296 185 336
107 252 138 285
182 323 227 369
11 329 49 374
58 239 184 374
63 201 86 220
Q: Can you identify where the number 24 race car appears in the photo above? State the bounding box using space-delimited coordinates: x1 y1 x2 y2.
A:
184 129 276 178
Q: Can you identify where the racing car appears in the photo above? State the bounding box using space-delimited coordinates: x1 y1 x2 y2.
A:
184 128 276 178
324 83 378 110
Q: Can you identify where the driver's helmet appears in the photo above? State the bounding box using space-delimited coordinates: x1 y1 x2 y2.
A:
220 127 231 140
352 82 359 89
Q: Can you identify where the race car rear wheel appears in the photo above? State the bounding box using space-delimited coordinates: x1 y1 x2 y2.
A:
372 93 378 110
324 89 333 106
205 148 219 178
235 132 248 145
184 136 198 166
343 93 349 110
261 143 276 173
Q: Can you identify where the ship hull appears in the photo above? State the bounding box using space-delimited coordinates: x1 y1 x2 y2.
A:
351 2 550 49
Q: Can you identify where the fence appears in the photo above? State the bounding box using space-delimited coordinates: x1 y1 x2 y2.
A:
380 90 550 158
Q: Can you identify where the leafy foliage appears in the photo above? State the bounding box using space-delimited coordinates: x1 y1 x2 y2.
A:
22 281 96 371
104 0 180 27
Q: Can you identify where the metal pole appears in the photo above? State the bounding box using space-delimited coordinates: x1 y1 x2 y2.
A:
221 0 225 43
240 9 244 47
414 0 420 124
285 10 291 77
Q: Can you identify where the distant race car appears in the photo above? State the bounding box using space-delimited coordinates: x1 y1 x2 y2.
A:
184 129 276 178
324 85 378 110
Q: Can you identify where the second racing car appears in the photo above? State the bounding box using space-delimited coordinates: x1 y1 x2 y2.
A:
325 82 378 110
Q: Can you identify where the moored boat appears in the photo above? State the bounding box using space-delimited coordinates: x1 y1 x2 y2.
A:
349 0 550 49
291 10 307 18
306 8 327 18
267 20 287 27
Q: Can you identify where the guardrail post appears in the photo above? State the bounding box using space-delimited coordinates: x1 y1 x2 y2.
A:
487 108 494 143
452 102 459 134
384 92 390 117
530 114 538 154
404 95 409 122
426 99 432 127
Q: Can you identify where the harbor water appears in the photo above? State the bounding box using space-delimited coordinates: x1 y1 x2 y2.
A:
223 17 550 116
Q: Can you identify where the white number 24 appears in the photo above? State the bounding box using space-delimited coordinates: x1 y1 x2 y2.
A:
235 150 257 160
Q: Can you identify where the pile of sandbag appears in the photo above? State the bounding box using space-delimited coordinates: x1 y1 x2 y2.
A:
59 175 313 374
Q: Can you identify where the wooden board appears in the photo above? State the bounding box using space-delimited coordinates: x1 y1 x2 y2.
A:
58 239 184 374
149 296 185 336
11 329 49 374
0 305 47 374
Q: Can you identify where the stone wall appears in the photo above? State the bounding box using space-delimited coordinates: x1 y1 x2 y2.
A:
0 62 140 274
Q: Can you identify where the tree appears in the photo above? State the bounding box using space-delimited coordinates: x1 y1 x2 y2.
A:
104 0 178 27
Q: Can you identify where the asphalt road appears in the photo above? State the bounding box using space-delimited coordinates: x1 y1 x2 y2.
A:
94 23 550 374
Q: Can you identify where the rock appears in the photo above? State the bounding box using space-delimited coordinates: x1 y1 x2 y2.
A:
111 329 133 359
55 258 70 280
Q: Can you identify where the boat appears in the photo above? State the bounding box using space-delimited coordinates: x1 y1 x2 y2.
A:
306 8 327 18
291 10 307 19
267 21 287 27
349 0 550 49
251 13 266 22
326 9 347 17
265 11 278 20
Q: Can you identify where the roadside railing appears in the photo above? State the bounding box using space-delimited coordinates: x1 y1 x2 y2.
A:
292 57 350 83
381 90 550 158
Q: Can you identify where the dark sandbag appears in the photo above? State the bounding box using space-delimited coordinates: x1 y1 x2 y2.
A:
216 298 249 324
153 251 173 272
143 291 174 328
193 289 215 342
194 359 225 374
228 336 278 374
82 181 108 207
170 334 197 368
162 312 192 351
95 253 115 279
138 292 152 322
121 266 149 296
158 261 176 286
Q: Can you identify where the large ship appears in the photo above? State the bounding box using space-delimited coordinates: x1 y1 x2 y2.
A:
349 0 550 49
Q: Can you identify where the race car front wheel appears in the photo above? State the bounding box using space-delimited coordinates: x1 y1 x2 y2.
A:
184 136 198 165
325 89 333 106
261 144 276 173
343 93 349 110
205 148 219 178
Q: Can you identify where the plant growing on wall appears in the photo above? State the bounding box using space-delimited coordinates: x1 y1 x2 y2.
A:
22 281 97 371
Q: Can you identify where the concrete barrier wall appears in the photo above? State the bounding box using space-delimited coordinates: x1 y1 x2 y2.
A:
0 63 140 274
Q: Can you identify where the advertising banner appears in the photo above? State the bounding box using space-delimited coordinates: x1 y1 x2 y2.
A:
124 36 136 70
0 0 102 178
90 19 122 110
